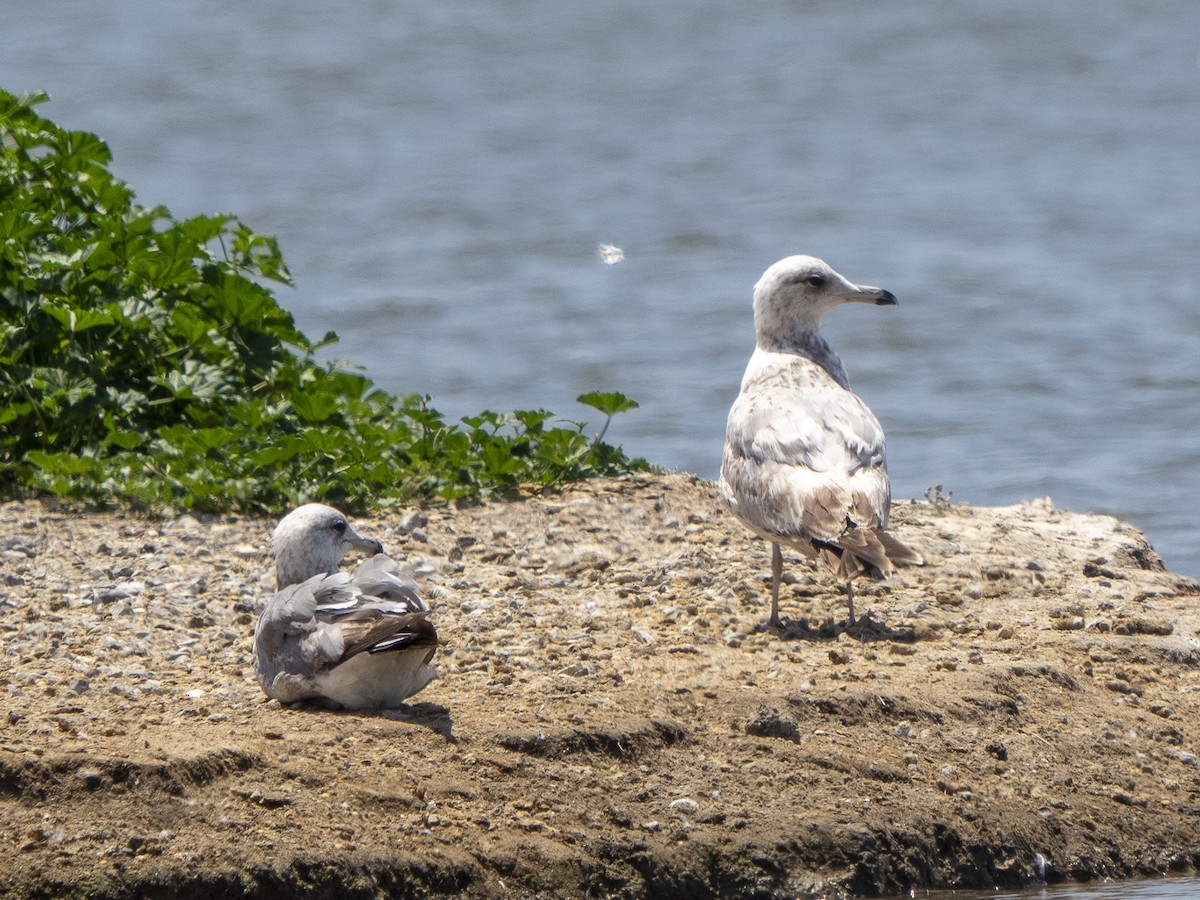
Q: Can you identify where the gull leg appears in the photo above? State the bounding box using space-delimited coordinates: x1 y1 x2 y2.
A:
845 579 856 626
770 542 783 627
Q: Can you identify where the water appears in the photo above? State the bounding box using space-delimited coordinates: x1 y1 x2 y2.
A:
919 874 1200 900
3 2 1199 584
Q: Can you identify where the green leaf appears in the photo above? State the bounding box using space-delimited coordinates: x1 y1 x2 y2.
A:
298 428 344 456
104 429 145 451
130 228 203 287
512 409 554 431
159 424 238 455
177 213 235 247
0 402 32 425
577 391 639 416
56 129 113 168
43 304 116 332
26 449 99 476
150 361 232 402
291 390 342 423
247 440 302 468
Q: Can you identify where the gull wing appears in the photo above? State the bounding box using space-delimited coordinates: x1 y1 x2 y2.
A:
350 553 429 613
720 357 891 545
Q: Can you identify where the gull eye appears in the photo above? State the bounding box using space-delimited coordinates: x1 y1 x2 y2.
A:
805 274 826 287
331 519 347 535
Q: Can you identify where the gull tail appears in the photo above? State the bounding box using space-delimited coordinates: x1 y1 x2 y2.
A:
818 527 923 582
878 530 924 568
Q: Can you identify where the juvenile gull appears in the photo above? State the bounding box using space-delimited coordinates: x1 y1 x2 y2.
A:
719 255 922 628
253 504 438 708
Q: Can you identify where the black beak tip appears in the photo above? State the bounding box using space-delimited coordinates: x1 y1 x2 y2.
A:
876 289 898 306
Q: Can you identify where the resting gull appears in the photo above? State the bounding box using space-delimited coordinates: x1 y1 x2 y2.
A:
253 503 438 708
719 254 922 628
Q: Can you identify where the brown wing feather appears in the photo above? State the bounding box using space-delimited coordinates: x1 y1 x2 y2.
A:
798 484 852 540
336 612 438 664
814 525 922 583
877 530 923 567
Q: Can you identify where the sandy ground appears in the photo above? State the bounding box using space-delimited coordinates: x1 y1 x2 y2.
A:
3 473 1200 899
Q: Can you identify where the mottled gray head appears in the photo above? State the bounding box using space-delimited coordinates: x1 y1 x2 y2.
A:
272 503 384 589
752 255 897 348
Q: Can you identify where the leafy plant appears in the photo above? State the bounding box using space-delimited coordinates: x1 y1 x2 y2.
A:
578 390 639 446
922 484 956 515
0 88 649 514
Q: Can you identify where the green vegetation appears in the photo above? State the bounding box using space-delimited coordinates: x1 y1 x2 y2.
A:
0 88 648 514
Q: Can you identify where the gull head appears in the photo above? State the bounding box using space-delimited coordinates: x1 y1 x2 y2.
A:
272 503 384 589
753 255 897 345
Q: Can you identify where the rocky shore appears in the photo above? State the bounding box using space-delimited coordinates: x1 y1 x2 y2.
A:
3 473 1200 899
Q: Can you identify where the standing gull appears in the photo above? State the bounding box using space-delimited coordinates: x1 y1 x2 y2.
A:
719 255 922 628
253 504 438 708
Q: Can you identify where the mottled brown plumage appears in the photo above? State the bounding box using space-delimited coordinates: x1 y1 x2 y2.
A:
720 255 921 627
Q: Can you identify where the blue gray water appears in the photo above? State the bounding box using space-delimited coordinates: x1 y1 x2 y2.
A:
5 2 1199 589
921 874 1200 900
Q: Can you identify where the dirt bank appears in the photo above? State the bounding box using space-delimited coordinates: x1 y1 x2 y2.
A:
3 474 1200 898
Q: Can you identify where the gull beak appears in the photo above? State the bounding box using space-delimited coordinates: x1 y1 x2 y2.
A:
358 537 386 556
841 283 898 306
344 525 385 557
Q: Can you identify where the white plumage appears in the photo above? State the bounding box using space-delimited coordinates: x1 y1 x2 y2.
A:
720 255 921 628
253 504 438 708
